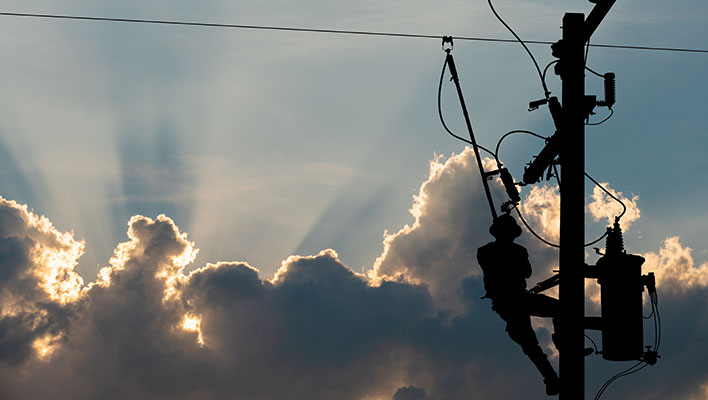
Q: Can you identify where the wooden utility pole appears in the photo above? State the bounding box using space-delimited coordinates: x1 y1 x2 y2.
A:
558 12 586 399
557 2 615 398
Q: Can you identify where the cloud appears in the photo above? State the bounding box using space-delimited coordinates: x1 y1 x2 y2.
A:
587 182 641 229
0 187 548 400
392 386 431 400
520 184 561 243
0 197 84 366
643 236 708 294
1 149 707 399
369 149 562 314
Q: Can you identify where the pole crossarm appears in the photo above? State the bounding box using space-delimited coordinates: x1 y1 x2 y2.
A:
584 0 617 42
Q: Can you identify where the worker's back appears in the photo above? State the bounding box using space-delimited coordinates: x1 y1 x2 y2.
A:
477 240 531 299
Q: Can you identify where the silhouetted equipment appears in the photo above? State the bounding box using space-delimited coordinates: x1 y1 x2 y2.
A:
595 221 644 360
598 72 616 109
522 133 560 186
439 0 661 397
441 37 498 220
528 273 560 295
583 220 659 364
499 168 521 205
586 71 616 120
482 167 521 212
522 97 562 185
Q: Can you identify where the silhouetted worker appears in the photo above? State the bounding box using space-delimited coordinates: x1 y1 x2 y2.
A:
476 213 560 396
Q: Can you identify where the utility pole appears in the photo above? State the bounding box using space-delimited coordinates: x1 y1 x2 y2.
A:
558 12 586 399
556 2 615 398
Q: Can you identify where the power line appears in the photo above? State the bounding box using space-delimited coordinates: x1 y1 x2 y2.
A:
2 12 708 55
487 0 550 97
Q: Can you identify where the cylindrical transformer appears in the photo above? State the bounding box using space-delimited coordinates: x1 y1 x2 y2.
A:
597 252 645 361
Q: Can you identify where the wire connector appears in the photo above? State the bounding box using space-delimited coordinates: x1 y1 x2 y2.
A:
442 36 453 52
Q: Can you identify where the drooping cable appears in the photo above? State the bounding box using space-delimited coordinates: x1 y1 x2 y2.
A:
515 207 560 248
586 108 614 126
486 0 550 98
542 60 558 90
585 231 609 247
515 206 608 249
584 172 627 220
438 57 495 157
651 291 662 352
494 129 548 161
494 130 609 248
585 65 605 78
594 361 648 400
584 334 599 354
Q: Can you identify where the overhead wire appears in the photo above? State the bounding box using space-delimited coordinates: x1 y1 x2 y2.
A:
2 12 708 54
486 0 550 97
6 11 671 261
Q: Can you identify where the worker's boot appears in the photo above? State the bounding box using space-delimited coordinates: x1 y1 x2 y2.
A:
544 374 560 396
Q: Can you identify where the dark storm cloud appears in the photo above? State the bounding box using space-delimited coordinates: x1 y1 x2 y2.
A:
392 386 431 400
1 149 706 399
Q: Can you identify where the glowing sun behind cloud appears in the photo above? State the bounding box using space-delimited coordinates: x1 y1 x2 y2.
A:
181 314 205 346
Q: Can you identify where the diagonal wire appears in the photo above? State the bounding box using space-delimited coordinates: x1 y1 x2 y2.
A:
2 12 708 54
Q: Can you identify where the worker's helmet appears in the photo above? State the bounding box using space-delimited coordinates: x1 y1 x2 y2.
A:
489 213 522 239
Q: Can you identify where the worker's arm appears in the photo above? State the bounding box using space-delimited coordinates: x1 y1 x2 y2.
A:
520 246 532 278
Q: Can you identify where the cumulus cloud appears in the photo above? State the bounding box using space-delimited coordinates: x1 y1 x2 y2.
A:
392 386 431 400
643 236 708 293
369 150 505 313
520 184 561 244
369 149 559 314
1 149 706 399
0 158 555 400
587 182 641 229
0 198 84 365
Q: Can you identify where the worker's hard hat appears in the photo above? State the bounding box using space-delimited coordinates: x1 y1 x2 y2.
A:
489 214 522 239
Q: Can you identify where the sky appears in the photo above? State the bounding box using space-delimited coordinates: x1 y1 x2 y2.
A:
1 0 707 399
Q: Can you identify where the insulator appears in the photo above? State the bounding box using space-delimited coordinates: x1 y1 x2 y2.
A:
604 72 616 109
522 134 559 185
605 220 624 255
499 168 521 204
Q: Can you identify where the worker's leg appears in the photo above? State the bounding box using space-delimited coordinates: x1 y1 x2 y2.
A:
505 317 558 380
525 293 560 350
